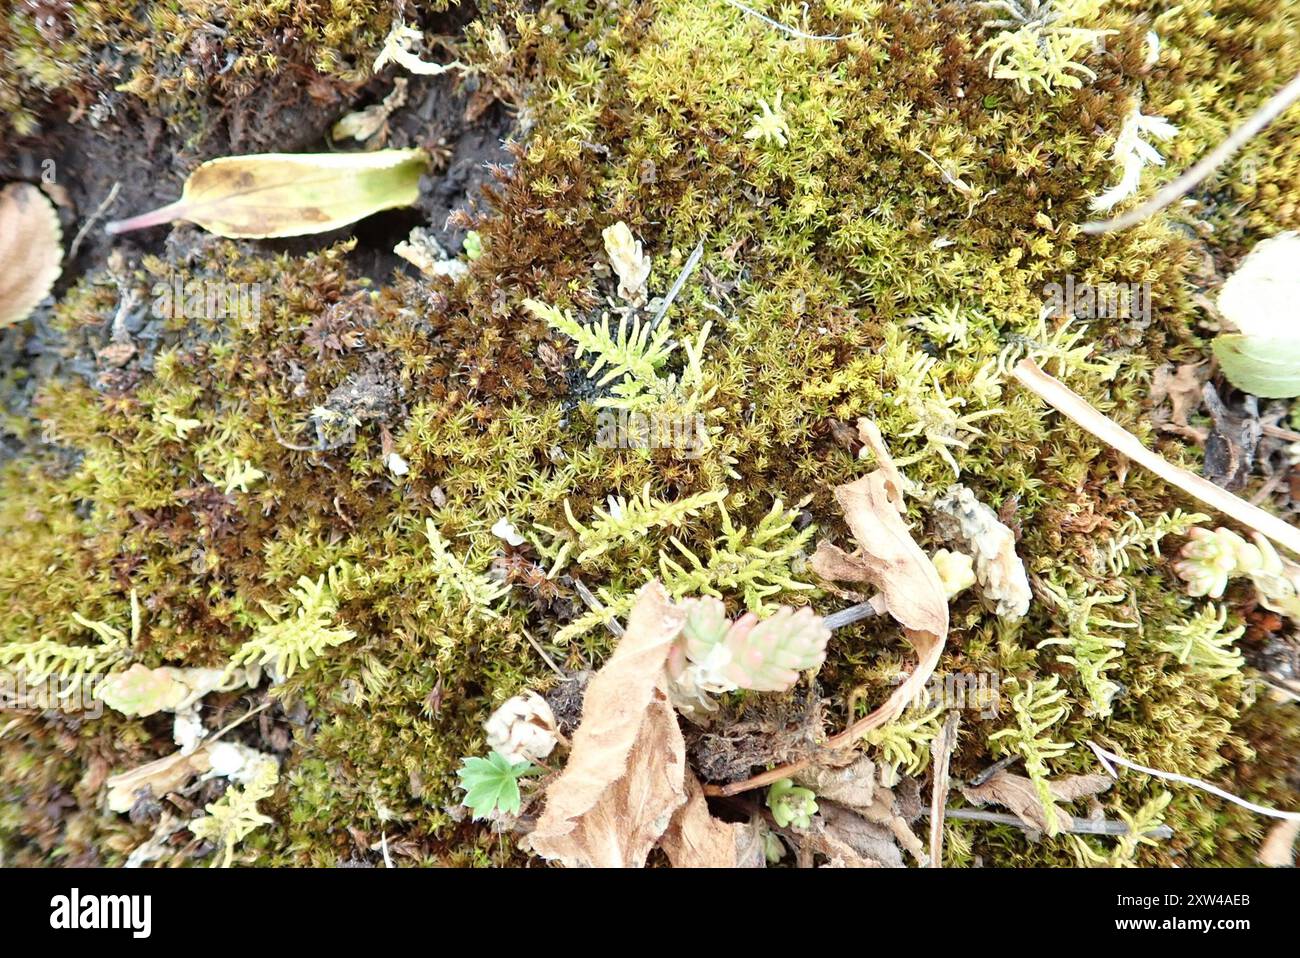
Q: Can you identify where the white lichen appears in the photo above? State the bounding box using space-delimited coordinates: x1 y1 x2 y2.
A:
1089 106 1177 213
932 485 1032 619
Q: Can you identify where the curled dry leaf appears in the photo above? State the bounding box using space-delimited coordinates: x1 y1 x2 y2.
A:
809 424 949 743
106 745 213 814
794 753 877 810
960 769 1112 834
0 182 63 328
808 803 901 867
1013 359 1300 557
106 149 430 240
332 78 409 142
526 582 689 867
661 771 765 868
394 226 469 281
932 484 1032 619
484 690 559 765
1258 818 1300 867
1149 362 1207 435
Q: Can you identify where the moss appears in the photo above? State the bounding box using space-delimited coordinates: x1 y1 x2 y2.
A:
3 0 1299 866
1 0 436 140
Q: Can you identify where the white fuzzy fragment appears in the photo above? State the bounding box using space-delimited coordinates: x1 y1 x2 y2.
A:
932 485 1032 619
491 516 527 547
1089 107 1177 213
384 451 409 477
484 690 559 764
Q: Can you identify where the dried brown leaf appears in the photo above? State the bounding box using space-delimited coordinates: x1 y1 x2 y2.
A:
929 711 960 866
960 769 1112 833
0 183 63 328
1150 362 1207 430
1258 818 1300 867
794 753 877 809
661 771 764 867
810 457 949 744
526 582 689 867
105 746 213 814
811 802 903 867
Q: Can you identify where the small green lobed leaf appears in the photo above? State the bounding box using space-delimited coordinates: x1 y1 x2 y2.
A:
457 751 535 819
1212 334 1300 398
106 149 430 240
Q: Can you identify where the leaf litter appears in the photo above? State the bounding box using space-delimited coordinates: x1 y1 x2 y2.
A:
106 149 430 239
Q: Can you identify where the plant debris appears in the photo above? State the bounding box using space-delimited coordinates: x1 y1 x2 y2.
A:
106 149 430 239
961 769 1112 835
0 182 63 328
1013 359 1300 556
810 426 950 737
931 484 1032 619
525 583 689 867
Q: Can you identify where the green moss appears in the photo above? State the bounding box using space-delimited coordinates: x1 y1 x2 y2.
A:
3 0 1298 866
1 0 430 139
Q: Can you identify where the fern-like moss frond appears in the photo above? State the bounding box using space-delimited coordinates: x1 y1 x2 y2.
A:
1101 509 1208 575
565 483 727 564
1155 604 1245 681
988 676 1072 835
229 566 356 680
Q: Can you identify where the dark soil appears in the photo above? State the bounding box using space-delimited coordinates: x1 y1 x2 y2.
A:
0 10 514 465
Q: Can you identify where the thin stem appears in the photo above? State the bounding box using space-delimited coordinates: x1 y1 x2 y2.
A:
1082 70 1300 234
69 182 120 259
929 807 1174 839
719 0 848 41
1087 740 1300 822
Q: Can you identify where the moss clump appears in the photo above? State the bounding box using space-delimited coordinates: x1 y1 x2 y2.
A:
1 0 431 140
2 0 1298 866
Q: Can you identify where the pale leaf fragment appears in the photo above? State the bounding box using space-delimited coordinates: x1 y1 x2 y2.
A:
526 582 688 867
97 662 259 717
106 149 430 240
373 22 462 76
0 182 63 328
794 753 877 810
1217 230 1300 340
106 746 213 814
1258 818 1300 867
602 221 652 306
394 226 469 281
332 78 409 142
